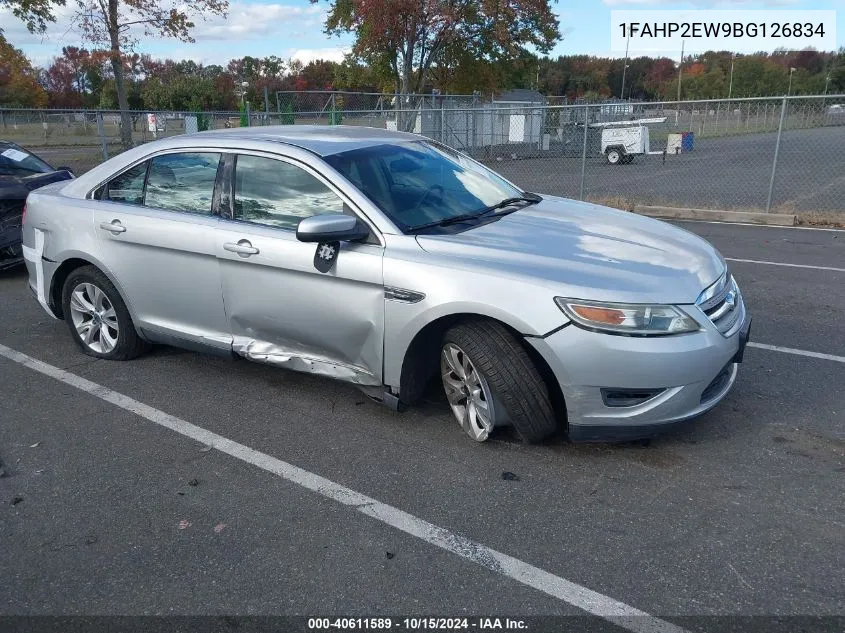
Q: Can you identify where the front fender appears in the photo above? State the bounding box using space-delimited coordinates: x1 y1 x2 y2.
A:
383 298 564 390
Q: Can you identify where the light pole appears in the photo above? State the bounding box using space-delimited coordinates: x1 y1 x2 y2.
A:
675 39 684 125
620 32 630 99
821 72 831 110
787 67 796 96
727 53 735 100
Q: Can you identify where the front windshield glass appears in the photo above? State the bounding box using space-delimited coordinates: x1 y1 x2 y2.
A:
0 144 52 176
324 140 523 232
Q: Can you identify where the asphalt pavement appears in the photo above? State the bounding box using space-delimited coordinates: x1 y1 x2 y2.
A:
0 220 843 630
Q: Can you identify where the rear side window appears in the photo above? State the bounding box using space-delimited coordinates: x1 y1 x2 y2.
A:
144 152 221 214
106 161 148 204
233 155 344 230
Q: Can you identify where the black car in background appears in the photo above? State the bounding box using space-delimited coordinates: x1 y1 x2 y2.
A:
0 141 74 270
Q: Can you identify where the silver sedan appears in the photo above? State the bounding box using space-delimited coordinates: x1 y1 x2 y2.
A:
22 126 750 443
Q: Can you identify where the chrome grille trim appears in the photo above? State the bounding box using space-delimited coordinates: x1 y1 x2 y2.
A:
696 272 743 336
696 269 730 312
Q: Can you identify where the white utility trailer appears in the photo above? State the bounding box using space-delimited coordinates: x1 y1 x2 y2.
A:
592 117 667 165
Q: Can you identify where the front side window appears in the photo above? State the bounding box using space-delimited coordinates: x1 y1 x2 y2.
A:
233 155 344 230
144 152 220 214
106 161 148 204
324 140 523 232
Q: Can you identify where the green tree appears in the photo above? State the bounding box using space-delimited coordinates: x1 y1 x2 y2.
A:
320 0 560 97
75 0 229 148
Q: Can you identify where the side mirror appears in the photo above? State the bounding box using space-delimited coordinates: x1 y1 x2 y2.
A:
296 214 369 243
56 166 75 178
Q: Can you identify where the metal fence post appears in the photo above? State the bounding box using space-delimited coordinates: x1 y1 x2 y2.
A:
579 104 589 201
766 97 788 213
96 111 108 160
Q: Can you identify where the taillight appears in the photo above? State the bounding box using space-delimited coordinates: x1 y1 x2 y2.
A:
21 203 27 226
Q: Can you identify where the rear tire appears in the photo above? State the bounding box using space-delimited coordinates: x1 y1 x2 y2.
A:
61 265 148 360
441 321 557 443
606 148 623 165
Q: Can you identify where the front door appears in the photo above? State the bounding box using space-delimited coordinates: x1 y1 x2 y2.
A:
90 151 230 350
216 152 385 385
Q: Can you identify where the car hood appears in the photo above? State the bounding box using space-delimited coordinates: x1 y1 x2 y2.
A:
415 196 725 304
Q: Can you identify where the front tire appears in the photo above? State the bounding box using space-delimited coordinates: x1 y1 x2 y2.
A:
61 266 148 360
441 321 557 443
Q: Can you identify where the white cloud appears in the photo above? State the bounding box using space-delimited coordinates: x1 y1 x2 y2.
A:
191 2 325 41
0 1 331 65
288 47 350 65
0 3 77 46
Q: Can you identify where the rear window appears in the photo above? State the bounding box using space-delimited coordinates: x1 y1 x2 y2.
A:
0 144 52 176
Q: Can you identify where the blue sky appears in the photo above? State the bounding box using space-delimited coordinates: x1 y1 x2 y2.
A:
1 0 842 68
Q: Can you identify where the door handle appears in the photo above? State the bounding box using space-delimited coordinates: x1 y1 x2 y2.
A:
223 240 259 256
99 220 126 234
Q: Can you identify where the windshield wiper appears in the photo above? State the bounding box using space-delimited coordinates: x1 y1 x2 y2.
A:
477 194 541 216
406 194 541 233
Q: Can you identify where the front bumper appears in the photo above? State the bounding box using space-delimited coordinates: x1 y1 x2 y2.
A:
527 303 750 442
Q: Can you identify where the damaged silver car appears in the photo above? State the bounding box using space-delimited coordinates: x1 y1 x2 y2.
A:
22 126 750 443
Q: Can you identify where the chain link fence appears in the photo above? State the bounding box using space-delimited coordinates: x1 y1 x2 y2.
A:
2 94 843 216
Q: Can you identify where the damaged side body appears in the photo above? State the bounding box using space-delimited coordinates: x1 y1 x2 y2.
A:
232 337 380 385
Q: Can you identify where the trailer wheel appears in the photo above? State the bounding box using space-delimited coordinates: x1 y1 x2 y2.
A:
606 148 623 165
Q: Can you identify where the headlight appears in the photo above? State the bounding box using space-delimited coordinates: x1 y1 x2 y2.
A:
555 298 699 336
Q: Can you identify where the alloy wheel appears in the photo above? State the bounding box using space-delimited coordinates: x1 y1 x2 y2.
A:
441 343 496 441
69 282 120 354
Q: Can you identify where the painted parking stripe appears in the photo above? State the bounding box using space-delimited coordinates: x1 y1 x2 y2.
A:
672 219 845 233
748 342 845 364
726 257 845 273
0 343 687 633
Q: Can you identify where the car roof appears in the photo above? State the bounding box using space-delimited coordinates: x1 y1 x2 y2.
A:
191 125 422 156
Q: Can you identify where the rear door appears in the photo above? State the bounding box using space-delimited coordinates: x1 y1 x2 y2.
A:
215 151 385 385
90 151 230 351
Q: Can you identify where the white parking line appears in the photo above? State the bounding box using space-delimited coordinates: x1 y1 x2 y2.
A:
748 342 845 364
672 219 845 233
726 257 845 273
0 342 687 633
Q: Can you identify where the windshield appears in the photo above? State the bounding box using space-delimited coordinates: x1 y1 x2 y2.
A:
324 140 523 232
0 144 53 176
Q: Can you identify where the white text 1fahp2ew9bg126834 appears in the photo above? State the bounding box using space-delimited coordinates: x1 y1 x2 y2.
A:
610 10 836 53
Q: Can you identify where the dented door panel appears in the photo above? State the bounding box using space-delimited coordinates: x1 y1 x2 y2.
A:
216 220 385 385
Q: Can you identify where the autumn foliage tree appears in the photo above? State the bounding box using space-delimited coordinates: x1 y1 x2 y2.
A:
0 32 48 107
320 0 560 97
75 0 228 148
42 46 106 107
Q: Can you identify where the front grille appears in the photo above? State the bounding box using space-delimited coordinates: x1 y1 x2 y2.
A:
700 363 733 403
697 271 742 335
